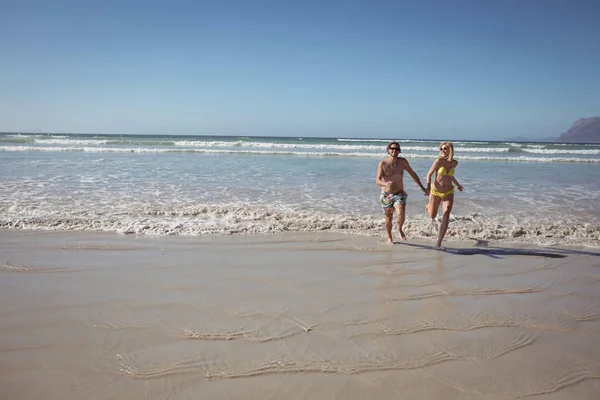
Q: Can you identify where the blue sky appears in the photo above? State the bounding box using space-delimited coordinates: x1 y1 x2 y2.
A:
1 0 599 139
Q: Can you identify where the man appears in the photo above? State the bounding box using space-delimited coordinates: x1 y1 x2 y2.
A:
376 141 428 243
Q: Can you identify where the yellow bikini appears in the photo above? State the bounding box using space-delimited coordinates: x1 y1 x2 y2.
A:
431 165 455 199
437 165 455 176
430 187 454 199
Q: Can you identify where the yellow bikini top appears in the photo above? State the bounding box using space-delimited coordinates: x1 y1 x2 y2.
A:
437 165 455 176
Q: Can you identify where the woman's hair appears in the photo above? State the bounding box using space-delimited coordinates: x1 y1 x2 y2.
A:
438 141 454 161
387 141 401 152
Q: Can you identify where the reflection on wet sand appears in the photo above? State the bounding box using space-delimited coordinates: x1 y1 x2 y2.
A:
1 230 599 399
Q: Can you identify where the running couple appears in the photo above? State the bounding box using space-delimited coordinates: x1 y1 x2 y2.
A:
375 141 464 249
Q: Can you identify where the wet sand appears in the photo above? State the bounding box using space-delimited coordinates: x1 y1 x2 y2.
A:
1 229 600 399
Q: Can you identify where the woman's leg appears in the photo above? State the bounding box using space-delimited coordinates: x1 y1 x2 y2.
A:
436 194 454 249
426 193 441 220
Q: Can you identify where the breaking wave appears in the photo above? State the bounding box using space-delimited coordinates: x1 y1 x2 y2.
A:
1 145 598 163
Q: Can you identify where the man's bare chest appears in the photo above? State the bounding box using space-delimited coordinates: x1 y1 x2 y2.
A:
383 162 405 177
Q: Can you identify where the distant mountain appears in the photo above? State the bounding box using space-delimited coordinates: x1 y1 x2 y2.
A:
557 117 600 143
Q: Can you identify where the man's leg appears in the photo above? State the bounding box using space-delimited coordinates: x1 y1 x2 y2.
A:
396 204 406 241
384 209 394 243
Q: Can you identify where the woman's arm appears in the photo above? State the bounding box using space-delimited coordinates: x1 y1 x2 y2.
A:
451 176 464 191
451 161 463 191
425 159 439 189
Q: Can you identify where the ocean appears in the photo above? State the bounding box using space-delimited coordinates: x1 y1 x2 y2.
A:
1 132 599 247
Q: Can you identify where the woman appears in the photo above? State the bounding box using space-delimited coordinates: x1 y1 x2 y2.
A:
425 141 464 250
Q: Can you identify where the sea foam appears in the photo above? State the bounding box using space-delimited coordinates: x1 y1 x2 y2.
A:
1 204 598 248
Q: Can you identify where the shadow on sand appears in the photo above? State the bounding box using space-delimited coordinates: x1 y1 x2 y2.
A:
395 241 600 259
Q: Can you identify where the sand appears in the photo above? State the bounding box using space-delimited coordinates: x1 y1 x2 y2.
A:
1 229 599 399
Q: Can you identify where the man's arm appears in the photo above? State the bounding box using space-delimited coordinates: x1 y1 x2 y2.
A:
375 161 391 189
403 160 428 194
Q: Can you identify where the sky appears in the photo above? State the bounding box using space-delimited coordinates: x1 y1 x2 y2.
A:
1 0 599 139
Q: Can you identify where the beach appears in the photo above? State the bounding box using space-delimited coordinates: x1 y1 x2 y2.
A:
2 229 599 399
3 0 600 397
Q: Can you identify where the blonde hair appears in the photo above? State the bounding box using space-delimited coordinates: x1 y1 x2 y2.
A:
438 141 454 162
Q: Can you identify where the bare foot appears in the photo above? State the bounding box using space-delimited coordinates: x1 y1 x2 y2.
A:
398 229 407 241
436 245 446 251
386 238 393 244
425 205 432 219
430 218 439 232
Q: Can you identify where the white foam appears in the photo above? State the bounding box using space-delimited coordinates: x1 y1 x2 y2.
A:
521 148 600 155
2 145 598 164
1 203 598 248
336 139 492 145
35 138 110 145
172 141 508 153
336 138 391 142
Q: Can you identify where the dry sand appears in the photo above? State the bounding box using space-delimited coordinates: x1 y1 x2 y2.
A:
1 229 599 399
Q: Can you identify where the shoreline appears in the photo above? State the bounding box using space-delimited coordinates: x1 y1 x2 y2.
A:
1 223 598 251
